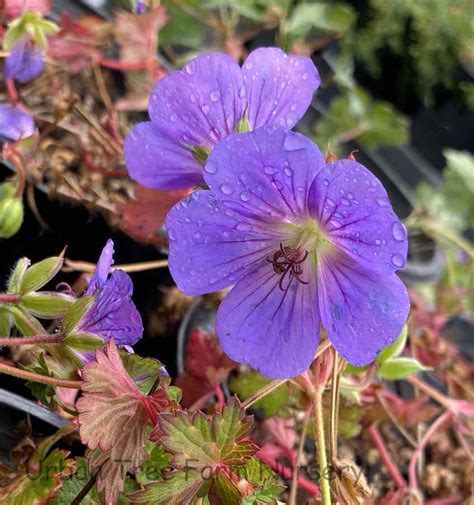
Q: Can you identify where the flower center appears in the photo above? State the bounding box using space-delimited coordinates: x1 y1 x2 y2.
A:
266 243 309 291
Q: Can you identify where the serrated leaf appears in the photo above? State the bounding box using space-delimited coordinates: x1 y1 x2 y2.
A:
62 296 93 336
0 449 75 505
130 470 203 504
136 443 172 485
77 340 168 504
378 357 430 380
235 457 284 503
19 255 64 295
20 292 75 319
230 370 289 417
7 257 31 294
159 398 256 472
212 469 242 505
22 354 57 408
49 457 100 505
9 305 47 336
377 324 408 364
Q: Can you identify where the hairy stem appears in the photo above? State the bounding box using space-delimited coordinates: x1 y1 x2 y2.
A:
0 334 64 346
0 294 21 304
311 388 331 505
64 258 168 274
0 362 81 389
289 407 311 505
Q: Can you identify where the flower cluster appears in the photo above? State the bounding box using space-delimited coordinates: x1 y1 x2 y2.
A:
125 48 410 379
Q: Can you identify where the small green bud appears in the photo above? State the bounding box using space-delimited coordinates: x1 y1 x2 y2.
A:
0 197 24 239
21 292 76 319
19 253 65 294
7 257 31 294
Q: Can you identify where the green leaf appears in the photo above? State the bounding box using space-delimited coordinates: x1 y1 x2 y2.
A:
378 357 430 380
377 324 408 364
3 25 24 50
230 370 289 417
130 470 203 504
285 2 355 37
213 469 241 505
0 449 74 504
159 397 256 471
235 457 285 504
9 305 47 336
121 352 167 395
64 333 105 351
22 354 56 408
49 457 100 505
7 257 30 294
159 8 205 48
19 255 64 295
62 296 93 336
20 292 75 319
0 309 12 337
136 443 172 485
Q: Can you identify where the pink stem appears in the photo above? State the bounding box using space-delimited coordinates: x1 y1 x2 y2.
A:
5 79 18 102
258 452 320 497
409 411 451 494
0 294 21 304
215 385 225 413
425 495 465 505
368 424 406 489
0 362 81 389
0 335 64 346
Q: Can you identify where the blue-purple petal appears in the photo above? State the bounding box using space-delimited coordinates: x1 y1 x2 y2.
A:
242 47 320 130
166 189 279 295
78 270 143 347
308 159 408 275
203 125 325 221
216 261 320 379
148 53 245 149
317 253 409 366
124 121 203 190
4 36 44 83
85 239 115 296
0 104 35 141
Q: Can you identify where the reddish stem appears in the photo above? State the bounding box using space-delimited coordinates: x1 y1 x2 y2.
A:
258 452 320 497
409 411 451 494
368 423 406 489
97 56 148 71
215 385 225 413
0 334 64 346
5 79 18 102
0 362 81 389
0 294 21 304
425 495 465 505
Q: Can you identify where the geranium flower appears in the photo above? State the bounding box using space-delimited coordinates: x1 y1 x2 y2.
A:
73 239 143 362
0 104 35 141
124 47 320 190
4 36 44 83
166 126 410 379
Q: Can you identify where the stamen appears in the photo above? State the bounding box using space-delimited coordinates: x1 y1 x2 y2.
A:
267 243 309 291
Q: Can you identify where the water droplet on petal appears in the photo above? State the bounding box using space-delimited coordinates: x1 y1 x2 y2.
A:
290 103 297 111
201 105 210 115
209 128 219 142
190 93 197 103
168 228 176 240
240 191 250 202
284 167 293 177
169 113 177 122
391 253 405 268
391 221 407 241
210 89 221 102
204 161 218 174
184 60 196 75
245 62 253 70
302 72 309 80
341 197 350 206
264 166 278 175
376 197 390 207
193 231 202 240
236 222 253 232
220 183 234 195
323 179 329 187
238 86 246 98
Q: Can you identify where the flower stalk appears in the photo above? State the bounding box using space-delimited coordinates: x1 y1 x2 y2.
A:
0 362 81 389
0 293 21 304
0 334 64 346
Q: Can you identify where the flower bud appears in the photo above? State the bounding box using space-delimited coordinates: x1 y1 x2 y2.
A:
0 196 24 239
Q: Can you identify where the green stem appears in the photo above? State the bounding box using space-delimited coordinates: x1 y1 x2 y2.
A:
0 362 81 389
0 335 64 346
311 389 331 505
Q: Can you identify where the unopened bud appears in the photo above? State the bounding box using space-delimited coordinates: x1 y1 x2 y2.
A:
0 196 24 239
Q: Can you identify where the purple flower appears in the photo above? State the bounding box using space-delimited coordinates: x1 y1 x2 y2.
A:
136 0 146 14
0 104 35 141
4 36 44 83
124 48 320 190
166 126 410 379
75 239 143 362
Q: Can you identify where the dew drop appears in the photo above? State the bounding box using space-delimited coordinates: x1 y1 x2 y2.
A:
209 128 219 142
184 61 196 75
284 167 293 177
201 105 210 115
376 197 390 207
193 231 202 240
238 86 246 98
341 197 350 206
323 179 329 187
204 161 218 174
236 222 253 232
263 166 278 175
391 221 407 241
391 253 405 268
244 62 253 70
220 183 234 195
169 113 177 122
329 220 341 229
326 198 335 207
302 72 309 80
290 103 297 111
210 89 221 102
240 191 250 202
190 93 197 103
168 228 176 240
